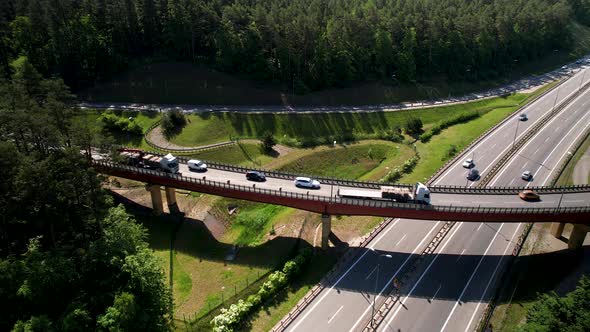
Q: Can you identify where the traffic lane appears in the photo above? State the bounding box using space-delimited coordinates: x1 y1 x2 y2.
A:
489 94 590 187
502 112 590 186
377 222 476 332
179 163 364 198
440 223 522 332
285 219 441 332
379 221 516 332
431 192 590 208
435 68 590 186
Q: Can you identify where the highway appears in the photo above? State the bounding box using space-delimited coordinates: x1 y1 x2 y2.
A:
378 68 590 332
282 67 590 331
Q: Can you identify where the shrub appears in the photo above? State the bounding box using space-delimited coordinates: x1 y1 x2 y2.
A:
99 111 142 135
161 110 186 135
404 117 423 138
260 132 276 154
210 250 312 331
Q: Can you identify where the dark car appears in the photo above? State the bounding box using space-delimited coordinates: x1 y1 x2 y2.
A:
467 168 480 181
246 171 266 182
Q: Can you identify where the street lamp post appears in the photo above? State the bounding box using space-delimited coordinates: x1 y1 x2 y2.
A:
370 248 392 328
552 86 561 111
331 140 336 197
512 118 521 148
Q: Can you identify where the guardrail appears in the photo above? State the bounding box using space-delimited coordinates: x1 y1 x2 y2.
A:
426 76 569 186
100 145 590 195
480 78 590 186
92 160 590 217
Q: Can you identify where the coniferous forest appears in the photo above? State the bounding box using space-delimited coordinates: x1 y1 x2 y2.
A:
1 0 590 92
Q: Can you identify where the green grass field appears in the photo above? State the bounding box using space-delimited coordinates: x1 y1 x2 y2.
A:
277 141 415 180
185 142 275 167
169 94 527 148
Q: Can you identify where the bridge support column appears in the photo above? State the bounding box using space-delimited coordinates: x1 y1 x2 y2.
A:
321 214 331 250
146 184 163 216
550 222 566 238
568 224 590 250
165 187 177 206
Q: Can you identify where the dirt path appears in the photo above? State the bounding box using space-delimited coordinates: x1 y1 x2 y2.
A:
146 126 195 150
572 145 590 185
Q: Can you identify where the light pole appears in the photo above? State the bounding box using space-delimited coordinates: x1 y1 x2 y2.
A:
512 118 521 148
370 248 392 328
331 140 336 197
552 86 561 111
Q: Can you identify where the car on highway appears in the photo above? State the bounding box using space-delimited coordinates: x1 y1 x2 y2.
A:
188 159 207 172
466 168 479 181
462 158 475 168
521 170 533 181
519 190 540 201
294 177 321 189
246 170 266 182
519 113 528 121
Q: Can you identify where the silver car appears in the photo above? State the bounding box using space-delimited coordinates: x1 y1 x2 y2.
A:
294 177 321 189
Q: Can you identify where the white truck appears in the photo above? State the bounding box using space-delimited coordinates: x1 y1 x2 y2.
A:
338 182 431 204
118 148 180 173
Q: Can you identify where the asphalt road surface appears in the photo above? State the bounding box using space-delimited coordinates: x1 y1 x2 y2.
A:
283 67 590 332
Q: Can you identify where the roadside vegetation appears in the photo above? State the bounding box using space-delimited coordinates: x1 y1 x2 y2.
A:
555 134 590 186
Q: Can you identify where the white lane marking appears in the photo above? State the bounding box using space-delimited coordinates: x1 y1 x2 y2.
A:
287 218 401 331
395 234 407 247
532 112 590 185
541 119 590 184
439 223 506 332
347 221 442 332
366 266 378 280
431 284 442 301
456 249 466 262
567 199 585 203
490 143 497 149
462 224 522 332
328 305 344 324
380 223 464 331
433 82 572 184
509 179 515 186
533 147 540 155
477 224 482 231
490 94 590 186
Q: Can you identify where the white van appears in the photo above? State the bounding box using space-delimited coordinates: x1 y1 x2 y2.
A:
188 159 207 172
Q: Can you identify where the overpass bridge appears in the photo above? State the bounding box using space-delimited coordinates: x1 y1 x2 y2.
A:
91 153 590 248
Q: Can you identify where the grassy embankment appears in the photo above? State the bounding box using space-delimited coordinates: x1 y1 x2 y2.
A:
555 134 590 186
169 94 530 148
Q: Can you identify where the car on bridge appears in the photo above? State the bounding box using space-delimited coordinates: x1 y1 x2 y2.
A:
519 189 540 201
188 159 207 172
246 171 266 182
294 177 321 189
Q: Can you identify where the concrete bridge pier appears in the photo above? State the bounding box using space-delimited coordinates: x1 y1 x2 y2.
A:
165 187 177 206
550 222 566 238
146 184 164 216
321 214 332 250
568 224 590 250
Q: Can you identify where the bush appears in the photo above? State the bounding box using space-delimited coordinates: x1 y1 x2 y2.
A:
381 155 420 183
210 250 312 331
443 145 459 160
404 117 423 138
161 110 186 135
99 111 142 135
260 132 276 154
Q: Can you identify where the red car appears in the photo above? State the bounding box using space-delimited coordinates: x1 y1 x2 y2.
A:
519 190 540 201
